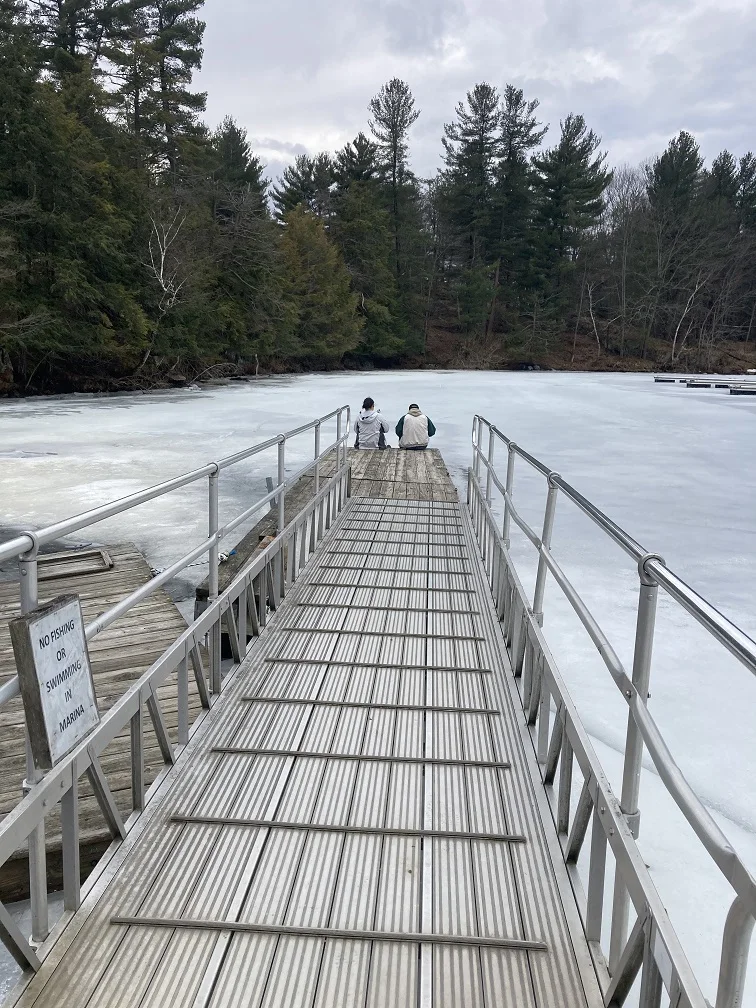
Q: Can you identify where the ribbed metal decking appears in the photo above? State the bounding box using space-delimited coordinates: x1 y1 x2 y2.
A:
10 496 602 1008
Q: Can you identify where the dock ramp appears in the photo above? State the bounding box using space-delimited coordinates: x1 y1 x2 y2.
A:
0 408 753 1008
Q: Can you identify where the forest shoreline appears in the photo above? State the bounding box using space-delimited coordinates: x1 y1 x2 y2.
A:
3 342 756 399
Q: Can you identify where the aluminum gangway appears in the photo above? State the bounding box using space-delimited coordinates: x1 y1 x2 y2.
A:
0 410 753 1008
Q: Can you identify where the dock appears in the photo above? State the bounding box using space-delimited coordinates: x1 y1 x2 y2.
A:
7 454 600 1008
1 417 753 1008
196 448 456 613
0 545 204 899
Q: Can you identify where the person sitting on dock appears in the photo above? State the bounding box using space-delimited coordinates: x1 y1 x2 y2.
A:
354 397 390 449
396 403 436 450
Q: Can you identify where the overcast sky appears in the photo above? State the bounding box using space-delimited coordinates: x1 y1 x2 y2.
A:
195 0 756 183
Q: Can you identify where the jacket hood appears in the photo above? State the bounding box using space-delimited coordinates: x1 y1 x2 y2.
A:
359 409 381 425
408 407 423 417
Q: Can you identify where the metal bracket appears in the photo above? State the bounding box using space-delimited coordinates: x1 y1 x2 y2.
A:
638 552 665 587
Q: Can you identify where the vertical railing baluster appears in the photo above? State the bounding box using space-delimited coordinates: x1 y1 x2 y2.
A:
177 651 189 746
19 547 49 943
61 776 80 912
472 417 481 480
314 422 321 496
610 555 660 970
532 474 559 626
502 444 516 547
276 435 286 597
537 672 550 763
131 702 144 811
586 807 607 944
208 467 221 695
557 733 573 834
638 924 664 1008
237 586 247 654
714 896 754 1008
485 427 495 505
336 412 343 508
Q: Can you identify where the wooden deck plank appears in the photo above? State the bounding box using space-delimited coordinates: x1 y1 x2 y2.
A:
0 542 203 899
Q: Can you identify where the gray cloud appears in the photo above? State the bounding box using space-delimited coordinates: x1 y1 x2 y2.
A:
196 0 756 179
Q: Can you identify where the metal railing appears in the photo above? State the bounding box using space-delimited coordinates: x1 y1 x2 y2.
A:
0 406 350 968
469 415 756 1008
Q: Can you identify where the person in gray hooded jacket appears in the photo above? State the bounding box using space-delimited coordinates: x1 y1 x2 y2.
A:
354 397 390 449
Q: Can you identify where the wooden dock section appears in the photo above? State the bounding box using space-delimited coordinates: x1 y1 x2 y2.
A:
9 451 602 1008
195 448 456 615
0 545 205 899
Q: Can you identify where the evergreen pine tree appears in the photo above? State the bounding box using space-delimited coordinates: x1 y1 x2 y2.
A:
532 114 611 318
212 116 268 199
0 0 150 387
332 180 404 360
109 0 207 172
279 206 363 361
368 79 420 277
441 82 500 267
271 153 334 219
489 85 547 331
646 131 703 212
334 133 384 188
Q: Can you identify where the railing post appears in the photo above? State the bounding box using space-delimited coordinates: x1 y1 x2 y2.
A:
610 553 661 970
473 417 484 480
277 436 286 536
177 650 189 746
715 895 754 1008
503 444 516 548
336 411 343 507
532 474 559 626
208 467 221 695
19 545 49 945
277 435 286 595
314 422 321 495
485 427 495 505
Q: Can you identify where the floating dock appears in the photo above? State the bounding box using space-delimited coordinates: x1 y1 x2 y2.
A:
0 545 205 899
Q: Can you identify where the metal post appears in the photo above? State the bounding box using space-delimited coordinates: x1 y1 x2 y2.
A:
19 547 49 944
610 555 660 970
473 417 484 480
336 412 343 507
61 776 80 912
277 436 286 595
277 436 286 535
177 652 189 746
502 444 516 547
485 428 495 505
715 895 754 1008
314 422 321 495
532 475 559 626
208 468 221 695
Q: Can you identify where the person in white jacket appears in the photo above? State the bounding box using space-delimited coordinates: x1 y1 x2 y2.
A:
353 397 390 449
395 404 436 449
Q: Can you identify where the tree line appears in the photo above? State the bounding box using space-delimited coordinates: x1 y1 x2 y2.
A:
2 0 755 393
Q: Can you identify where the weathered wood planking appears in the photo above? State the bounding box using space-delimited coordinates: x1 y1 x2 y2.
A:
195 447 458 610
0 543 204 899
322 447 457 501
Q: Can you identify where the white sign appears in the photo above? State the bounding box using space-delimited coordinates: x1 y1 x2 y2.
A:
10 595 100 769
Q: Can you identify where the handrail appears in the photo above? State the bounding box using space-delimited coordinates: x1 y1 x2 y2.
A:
0 457 354 973
473 416 756 679
0 404 350 948
469 415 756 1008
0 406 349 565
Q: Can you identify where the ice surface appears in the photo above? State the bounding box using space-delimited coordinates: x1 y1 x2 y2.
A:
1 371 755 1000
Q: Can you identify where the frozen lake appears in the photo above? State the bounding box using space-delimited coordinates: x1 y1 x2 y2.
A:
1 370 755 1002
